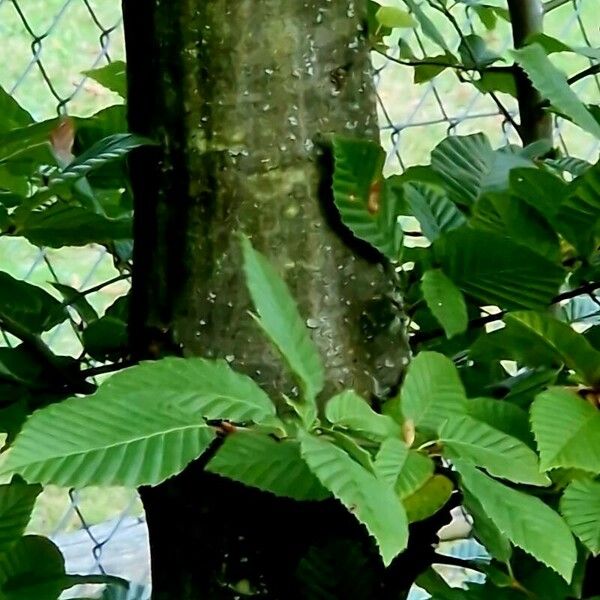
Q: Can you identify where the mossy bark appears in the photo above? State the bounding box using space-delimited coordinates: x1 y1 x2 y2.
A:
123 1 415 597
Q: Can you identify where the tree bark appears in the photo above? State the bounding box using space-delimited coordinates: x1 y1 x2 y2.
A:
507 0 553 146
123 1 415 597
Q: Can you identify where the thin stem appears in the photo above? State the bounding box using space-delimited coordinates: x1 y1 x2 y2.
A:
412 280 600 344
544 0 572 11
61 272 131 308
0 313 94 394
429 1 520 134
80 358 137 379
568 64 600 86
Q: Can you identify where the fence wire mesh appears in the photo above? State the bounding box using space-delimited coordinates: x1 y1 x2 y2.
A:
0 0 597 598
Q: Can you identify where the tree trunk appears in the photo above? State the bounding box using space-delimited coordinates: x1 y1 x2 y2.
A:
507 0 553 146
123 1 419 597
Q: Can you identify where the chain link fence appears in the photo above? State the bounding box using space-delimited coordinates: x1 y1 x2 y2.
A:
0 0 597 598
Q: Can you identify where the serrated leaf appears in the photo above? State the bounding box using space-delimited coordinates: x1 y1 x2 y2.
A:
299 432 408 566
207 432 328 501
403 474 453 522
325 390 401 440
102 357 276 423
434 228 564 310
396 450 435 498
506 311 600 386
440 415 549 485
2 390 216 487
430 134 532 207
463 487 511 563
376 6 416 28
331 137 404 261
0 479 41 553
455 460 576 581
511 44 600 139
83 61 127 98
404 181 466 241
531 387 600 473
421 269 468 338
241 237 324 403
393 351 467 432
561 478 600 555
467 397 534 447
557 160 600 256
374 438 409 486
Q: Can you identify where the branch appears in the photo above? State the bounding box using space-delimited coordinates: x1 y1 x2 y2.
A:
376 50 512 74
412 281 600 344
428 1 521 134
80 358 137 379
0 314 94 394
544 0 572 12
568 64 600 86
60 272 131 309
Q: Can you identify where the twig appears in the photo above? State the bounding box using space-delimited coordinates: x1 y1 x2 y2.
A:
428 1 521 134
80 359 137 379
61 272 131 308
544 0 572 11
0 314 94 394
568 64 600 86
412 280 600 344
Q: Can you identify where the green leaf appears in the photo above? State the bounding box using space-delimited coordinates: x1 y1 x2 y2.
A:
0 479 41 553
331 137 404 261
396 450 435 498
403 474 453 522
526 33 600 60
458 34 501 68
16 203 132 248
505 311 600 386
434 228 564 310
510 168 568 220
404 182 466 241
557 160 600 256
467 397 534 447
472 70 517 97
374 438 409 486
50 283 98 324
463 487 511 562
531 388 600 473
412 54 456 83
2 389 216 487
325 390 401 440
241 236 324 403
456 460 577 581
430 134 532 208
401 0 450 51
440 415 549 485
421 269 468 338
0 535 69 600
561 478 600 555
207 432 329 501
16 134 152 219
0 272 67 334
376 6 416 28
82 296 128 362
470 193 560 261
102 357 276 423
0 87 33 134
300 432 408 566
511 44 600 139
394 351 467 432
83 61 127 98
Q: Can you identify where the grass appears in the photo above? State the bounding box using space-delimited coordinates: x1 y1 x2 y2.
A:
0 0 598 538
